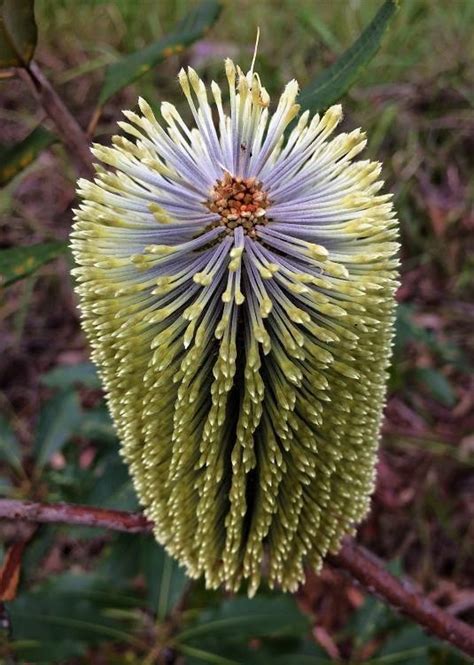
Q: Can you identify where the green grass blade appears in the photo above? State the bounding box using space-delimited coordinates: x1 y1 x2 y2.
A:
98 0 222 105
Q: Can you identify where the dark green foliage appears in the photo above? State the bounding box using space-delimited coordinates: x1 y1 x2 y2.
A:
0 126 55 186
33 390 82 471
8 572 144 662
40 362 101 390
98 0 222 104
0 415 22 472
0 0 37 67
0 242 67 287
299 0 398 112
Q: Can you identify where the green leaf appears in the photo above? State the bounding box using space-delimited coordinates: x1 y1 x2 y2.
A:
365 620 470 664
414 367 457 407
33 391 82 470
41 362 101 390
146 540 187 620
7 571 144 662
368 626 435 664
177 595 310 644
0 477 13 494
98 0 222 105
0 241 67 287
178 606 324 665
180 642 331 665
100 533 187 619
0 0 37 67
0 414 22 471
297 8 341 53
0 126 55 186
85 450 138 510
78 405 116 442
298 0 399 112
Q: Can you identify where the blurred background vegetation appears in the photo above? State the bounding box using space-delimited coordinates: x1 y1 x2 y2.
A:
0 0 473 663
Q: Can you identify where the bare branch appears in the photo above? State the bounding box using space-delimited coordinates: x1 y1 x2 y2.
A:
19 61 94 178
328 539 474 657
0 498 473 657
0 499 150 534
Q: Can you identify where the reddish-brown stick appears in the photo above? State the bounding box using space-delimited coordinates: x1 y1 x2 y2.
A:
0 499 473 657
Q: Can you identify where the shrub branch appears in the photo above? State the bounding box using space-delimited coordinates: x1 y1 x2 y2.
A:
0 499 473 657
19 61 94 177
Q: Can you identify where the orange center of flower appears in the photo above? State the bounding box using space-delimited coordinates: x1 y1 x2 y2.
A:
207 172 270 237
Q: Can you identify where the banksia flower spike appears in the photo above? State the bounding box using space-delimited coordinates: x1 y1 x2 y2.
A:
71 59 399 595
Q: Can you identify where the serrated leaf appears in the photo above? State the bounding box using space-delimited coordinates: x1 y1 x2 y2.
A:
0 0 37 67
0 241 67 287
98 0 222 105
33 391 82 470
0 414 22 471
41 362 101 390
299 0 398 112
0 126 55 186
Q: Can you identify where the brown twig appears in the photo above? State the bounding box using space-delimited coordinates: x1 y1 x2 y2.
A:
0 499 150 534
18 61 94 178
0 499 473 657
328 539 474 657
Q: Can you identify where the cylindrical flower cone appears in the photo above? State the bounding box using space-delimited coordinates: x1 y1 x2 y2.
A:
71 60 399 595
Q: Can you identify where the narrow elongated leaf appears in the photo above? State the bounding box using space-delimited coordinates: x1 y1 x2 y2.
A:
98 0 222 104
0 0 37 67
0 478 13 494
145 539 187 619
299 0 399 112
33 391 81 470
177 595 309 644
181 641 331 665
414 367 457 407
100 534 187 618
0 126 55 186
78 406 116 442
178 596 318 665
0 414 22 471
368 626 437 664
85 451 138 510
40 362 101 390
8 572 143 662
0 241 66 287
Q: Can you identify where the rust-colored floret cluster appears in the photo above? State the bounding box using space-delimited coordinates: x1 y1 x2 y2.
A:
207 171 270 237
